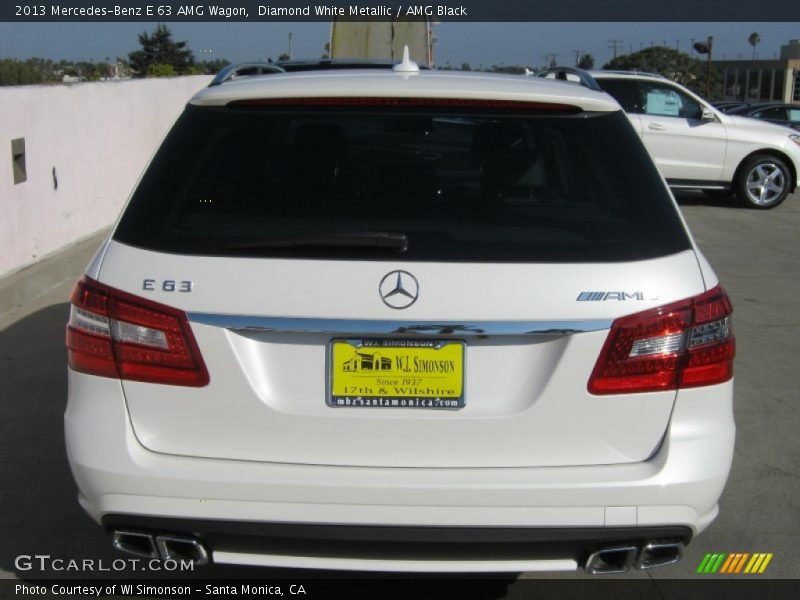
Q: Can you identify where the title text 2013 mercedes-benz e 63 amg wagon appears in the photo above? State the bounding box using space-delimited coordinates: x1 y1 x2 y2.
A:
65 56 736 574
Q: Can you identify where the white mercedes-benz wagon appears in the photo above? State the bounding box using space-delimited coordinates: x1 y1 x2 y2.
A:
65 56 736 574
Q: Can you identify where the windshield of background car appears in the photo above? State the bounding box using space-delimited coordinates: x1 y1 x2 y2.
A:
113 102 691 262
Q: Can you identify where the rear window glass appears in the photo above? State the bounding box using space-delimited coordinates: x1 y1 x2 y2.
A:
114 103 690 262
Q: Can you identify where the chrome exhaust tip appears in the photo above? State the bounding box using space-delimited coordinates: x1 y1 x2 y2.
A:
155 535 210 566
635 540 683 570
584 545 638 574
112 530 158 559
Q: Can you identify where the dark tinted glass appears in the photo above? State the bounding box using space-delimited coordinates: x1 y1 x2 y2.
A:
114 104 690 263
595 79 641 113
752 107 787 120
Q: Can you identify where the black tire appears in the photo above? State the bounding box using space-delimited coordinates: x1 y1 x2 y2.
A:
734 154 792 209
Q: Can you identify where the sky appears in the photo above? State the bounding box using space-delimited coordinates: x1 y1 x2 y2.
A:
0 22 798 68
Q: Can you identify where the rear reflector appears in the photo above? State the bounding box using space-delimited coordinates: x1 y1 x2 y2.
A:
66 277 209 387
588 286 734 394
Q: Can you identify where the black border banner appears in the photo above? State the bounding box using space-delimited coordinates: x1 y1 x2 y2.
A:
3 578 800 600
2 0 800 22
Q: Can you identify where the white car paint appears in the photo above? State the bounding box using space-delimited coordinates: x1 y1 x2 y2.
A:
591 71 800 191
65 67 736 572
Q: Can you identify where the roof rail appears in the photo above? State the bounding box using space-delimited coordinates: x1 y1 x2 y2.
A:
209 63 286 87
597 69 666 79
536 67 603 92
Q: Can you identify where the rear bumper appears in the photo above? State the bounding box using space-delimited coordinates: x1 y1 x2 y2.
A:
65 370 735 571
102 516 691 573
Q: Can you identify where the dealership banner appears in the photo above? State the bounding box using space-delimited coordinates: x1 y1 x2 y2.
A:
3 0 800 22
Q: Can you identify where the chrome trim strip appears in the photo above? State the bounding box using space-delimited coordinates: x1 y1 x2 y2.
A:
668 184 728 190
187 314 612 336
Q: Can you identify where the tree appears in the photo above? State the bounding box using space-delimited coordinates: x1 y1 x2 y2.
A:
147 63 176 78
195 58 231 75
460 62 472 71
603 46 722 100
578 54 595 69
748 32 761 60
128 24 194 78
278 53 290 61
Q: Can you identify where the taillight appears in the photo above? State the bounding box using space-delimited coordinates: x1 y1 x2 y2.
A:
588 286 734 394
66 277 209 387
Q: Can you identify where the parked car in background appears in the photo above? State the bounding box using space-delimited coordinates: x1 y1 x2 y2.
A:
727 102 800 131
539 68 800 208
712 101 750 114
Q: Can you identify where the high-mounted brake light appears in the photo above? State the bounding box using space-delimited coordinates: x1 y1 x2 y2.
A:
588 286 735 394
66 277 209 387
227 97 580 112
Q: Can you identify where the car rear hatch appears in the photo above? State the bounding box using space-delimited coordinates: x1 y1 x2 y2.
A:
86 97 709 468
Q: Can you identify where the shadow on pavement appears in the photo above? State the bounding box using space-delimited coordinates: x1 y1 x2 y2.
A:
672 190 750 210
0 302 518 595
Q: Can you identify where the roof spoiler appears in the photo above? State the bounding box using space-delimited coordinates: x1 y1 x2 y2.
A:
535 67 603 92
209 63 286 87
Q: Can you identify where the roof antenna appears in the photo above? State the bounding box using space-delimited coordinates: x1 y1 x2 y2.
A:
393 45 420 73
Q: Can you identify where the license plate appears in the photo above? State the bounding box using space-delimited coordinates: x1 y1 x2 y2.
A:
329 339 465 409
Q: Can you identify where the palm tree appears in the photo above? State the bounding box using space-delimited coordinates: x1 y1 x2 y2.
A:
748 32 761 61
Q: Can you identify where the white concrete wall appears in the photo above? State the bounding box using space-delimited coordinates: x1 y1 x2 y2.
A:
0 76 212 278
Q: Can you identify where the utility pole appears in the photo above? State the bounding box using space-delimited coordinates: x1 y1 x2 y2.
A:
608 39 623 59
706 36 713 98
693 36 714 98
675 40 681 52
288 32 293 59
573 50 581 67
690 38 696 57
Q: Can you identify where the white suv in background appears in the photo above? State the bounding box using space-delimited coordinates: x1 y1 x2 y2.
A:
65 56 736 574
541 68 800 208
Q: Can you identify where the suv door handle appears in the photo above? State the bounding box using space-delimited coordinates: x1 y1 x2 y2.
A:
647 123 666 131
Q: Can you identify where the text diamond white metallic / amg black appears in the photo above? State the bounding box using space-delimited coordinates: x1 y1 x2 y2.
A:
65 56 736 573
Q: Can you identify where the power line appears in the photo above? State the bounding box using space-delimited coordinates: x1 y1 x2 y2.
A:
608 39 624 59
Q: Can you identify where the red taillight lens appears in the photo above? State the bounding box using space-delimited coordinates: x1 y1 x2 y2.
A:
588 286 734 395
66 277 209 387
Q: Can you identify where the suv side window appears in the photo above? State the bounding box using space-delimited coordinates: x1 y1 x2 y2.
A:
594 79 641 113
637 82 703 120
752 107 787 120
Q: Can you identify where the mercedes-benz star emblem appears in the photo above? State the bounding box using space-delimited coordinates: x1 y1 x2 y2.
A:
379 270 419 309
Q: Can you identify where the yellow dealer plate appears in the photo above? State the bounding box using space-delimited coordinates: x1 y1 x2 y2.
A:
329 339 465 409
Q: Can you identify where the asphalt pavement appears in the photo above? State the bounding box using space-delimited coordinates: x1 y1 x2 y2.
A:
0 191 798 592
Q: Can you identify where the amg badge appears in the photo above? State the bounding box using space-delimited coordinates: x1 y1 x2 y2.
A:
577 291 645 301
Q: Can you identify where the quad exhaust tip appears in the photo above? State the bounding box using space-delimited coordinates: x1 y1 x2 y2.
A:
111 530 158 559
112 530 209 566
636 540 683 570
585 544 638 574
585 540 683 574
155 534 210 566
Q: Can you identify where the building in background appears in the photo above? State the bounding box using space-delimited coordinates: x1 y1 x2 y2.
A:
330 19 434 66
713 39 800 104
